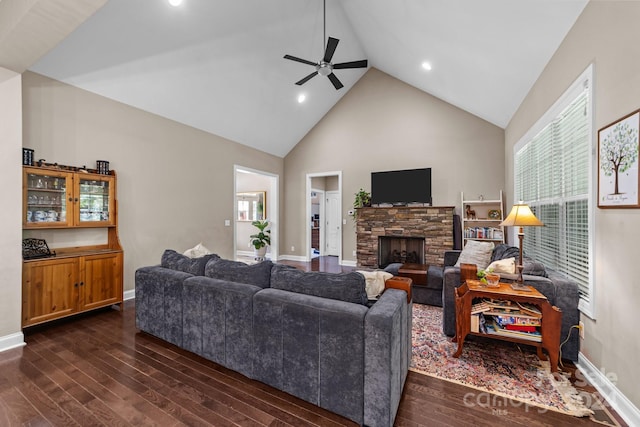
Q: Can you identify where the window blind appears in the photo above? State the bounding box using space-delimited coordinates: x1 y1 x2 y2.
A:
515 86 592 307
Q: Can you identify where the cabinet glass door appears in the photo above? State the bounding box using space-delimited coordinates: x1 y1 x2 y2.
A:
24 169 72 227
77 175 114 225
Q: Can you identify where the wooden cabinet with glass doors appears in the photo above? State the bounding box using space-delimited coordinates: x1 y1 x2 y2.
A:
24 167 115 228
22 165 123 328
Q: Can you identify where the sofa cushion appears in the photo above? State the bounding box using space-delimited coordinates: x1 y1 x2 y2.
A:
454 240 494 270
161 249 219 276
270 264 368 306
204 258 273 288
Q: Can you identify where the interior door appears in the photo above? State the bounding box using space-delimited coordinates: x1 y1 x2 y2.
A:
325 191 340 256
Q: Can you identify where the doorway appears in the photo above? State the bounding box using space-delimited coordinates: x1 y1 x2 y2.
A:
234 165 279 261
310 189 324 259
306 172 342 263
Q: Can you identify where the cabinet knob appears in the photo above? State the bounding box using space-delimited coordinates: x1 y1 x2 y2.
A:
74 198 79 202
74 283 78 287
80 281 84 286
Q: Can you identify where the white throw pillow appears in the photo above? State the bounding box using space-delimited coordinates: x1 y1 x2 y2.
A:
486 257 516 274
183 242 213 258
454 240 494 270
357 270 393 299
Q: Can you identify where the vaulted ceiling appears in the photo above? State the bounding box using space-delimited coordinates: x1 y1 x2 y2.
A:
6 0 588 157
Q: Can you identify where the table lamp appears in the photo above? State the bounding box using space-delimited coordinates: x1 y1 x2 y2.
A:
500 203 544 291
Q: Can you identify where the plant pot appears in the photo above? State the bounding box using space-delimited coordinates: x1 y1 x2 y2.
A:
253 246 267 261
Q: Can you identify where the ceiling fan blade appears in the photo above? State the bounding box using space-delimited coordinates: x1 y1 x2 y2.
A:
333 59 368 69
327 72 343 90
284 54 317 67
323 37 339 63
295 71 318 85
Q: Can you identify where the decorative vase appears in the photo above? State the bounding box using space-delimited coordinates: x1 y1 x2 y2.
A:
253 246 267 261
485 273 500 288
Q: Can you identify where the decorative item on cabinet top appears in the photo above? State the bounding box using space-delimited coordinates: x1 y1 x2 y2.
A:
28 160 114 175
22 238 55 260
22 148 34 166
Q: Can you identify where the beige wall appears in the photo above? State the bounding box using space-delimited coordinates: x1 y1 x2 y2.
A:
283 68 505 262
0 68 24 344
505 0 640 411
21 71 284 294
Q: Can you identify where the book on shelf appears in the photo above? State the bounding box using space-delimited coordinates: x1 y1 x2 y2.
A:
474 298 543 319
516 302 542 317
471 314 480 333
505 324 538 333
492 315 541 327
471 300 492 314
486 318 542 342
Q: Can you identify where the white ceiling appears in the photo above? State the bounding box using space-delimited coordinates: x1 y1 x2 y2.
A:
28 0 588 157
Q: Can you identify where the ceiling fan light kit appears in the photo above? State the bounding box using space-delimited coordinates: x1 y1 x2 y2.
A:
284 0 367 90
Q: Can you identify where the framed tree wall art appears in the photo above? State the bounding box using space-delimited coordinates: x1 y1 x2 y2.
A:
598 109 640 208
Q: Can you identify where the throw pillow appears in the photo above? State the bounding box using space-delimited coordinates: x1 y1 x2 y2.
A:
270 264 368 306
356 270 393 299
486 257 516 274
183 242 213 258
454 240 494 270
205 258 273 288
490 244 547 277
161 249 219 276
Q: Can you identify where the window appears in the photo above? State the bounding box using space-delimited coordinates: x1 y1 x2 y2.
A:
513 64 595 317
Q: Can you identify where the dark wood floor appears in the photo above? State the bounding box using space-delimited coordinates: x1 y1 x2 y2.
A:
0 257 623 426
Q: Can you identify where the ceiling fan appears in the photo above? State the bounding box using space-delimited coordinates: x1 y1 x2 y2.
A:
284 0 368 90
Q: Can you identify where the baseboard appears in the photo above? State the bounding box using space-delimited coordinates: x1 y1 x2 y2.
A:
577 352 640 426
0 331 25 353
123 289 135 301
277 255 308 262
341 260 357 267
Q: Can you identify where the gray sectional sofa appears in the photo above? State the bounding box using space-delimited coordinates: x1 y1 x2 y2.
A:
135 250 412 427
442 244 581 362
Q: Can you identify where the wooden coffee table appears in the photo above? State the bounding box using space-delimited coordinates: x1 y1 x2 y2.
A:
398 263 428 286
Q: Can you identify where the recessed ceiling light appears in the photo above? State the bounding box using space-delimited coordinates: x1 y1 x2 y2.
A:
168 0 183 6
422 61 432 71
298 94 306 103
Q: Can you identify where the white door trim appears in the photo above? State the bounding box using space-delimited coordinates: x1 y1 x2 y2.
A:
234 165 279 261
306 171 342 263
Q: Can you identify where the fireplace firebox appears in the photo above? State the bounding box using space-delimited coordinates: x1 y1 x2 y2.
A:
378 236 425 268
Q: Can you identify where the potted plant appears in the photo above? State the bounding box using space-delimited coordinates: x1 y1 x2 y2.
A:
249 219 271 260
352 188 371 220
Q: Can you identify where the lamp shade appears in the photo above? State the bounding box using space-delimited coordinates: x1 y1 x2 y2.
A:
500 204 544 227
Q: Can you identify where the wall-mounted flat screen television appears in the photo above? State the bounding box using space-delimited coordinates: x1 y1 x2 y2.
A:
371 168 432 206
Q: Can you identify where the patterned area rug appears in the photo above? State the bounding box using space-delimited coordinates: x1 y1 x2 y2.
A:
411 303 594 417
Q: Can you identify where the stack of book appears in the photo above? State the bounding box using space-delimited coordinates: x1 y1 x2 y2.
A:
470 298 542 342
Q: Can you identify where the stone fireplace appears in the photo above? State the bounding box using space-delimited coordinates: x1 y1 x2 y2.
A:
356 206 454 268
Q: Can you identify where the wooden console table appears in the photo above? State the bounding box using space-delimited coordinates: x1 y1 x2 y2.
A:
453 281 562 372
